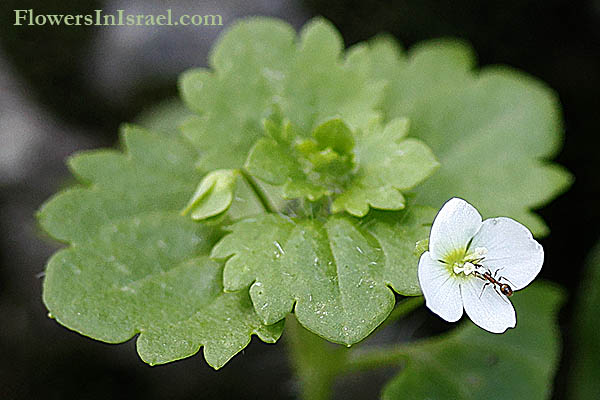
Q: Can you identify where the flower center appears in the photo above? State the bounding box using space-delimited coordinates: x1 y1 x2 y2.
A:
445 246 488 277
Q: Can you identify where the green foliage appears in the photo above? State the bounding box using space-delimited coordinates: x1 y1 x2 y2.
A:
382 282 563 399
366 37 572 236
134 98 193 135
182 169 241 220
331 118 438 216
179 18 570 234
568 242 600 400
361 207 436 295
245 117 438 216
37 17 570 394
211 206 433 345
38 125 282 368
245 118 355 202
179 17 384 171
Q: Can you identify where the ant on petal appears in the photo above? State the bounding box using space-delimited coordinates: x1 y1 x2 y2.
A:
473 265 514 300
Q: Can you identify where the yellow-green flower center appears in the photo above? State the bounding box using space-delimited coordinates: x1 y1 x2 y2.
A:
442 246 488 278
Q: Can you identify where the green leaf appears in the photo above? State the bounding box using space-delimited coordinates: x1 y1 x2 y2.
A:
245 118 357 202
361 207 436 295
312 118 355 155
368 37 572 236
38 125 282 368
182 169 240 220
134 98 193 136
180 17 385 171
211 205 434 345
331 118 439 216
39 125 200 242
568 242 600 399
382 282 563 399
246 117 438 214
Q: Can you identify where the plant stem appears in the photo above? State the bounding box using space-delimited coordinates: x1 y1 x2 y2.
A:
372 296 424 334
240 169 276 213
340 347 411 375
337 297 423 375
285 297 424 399
285 315 348 400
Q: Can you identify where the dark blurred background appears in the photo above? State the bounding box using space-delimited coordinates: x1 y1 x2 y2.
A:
1 1 598 399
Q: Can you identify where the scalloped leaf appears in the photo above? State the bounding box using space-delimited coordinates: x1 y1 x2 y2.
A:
368 37 572 236
245 118 356 202
211 206 434 345
331 118 439 216
382 282 563 399
134 98 193 136
38 125 281 368
245 117 438 214
180 17 385 171
361 206 436 295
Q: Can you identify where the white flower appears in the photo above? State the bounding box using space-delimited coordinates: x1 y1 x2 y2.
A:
418 197 544 333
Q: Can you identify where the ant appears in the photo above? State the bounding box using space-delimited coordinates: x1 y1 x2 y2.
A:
472 265 514 301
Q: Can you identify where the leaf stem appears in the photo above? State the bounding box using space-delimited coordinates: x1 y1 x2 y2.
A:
284 298 424 399
335 297 423 375
240 169 277 214
340 347 411 374
375 296 424 333
285 315 348 400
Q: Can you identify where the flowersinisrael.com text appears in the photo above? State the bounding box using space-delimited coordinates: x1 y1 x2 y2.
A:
14 9 223 27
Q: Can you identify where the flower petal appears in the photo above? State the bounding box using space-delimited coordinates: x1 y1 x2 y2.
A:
418 251 463 322
429 198 483 261
470 217 543 290
461 277 516 333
